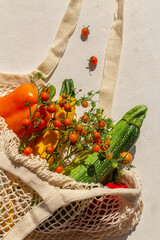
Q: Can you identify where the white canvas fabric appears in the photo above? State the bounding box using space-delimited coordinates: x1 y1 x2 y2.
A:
0 0 144 239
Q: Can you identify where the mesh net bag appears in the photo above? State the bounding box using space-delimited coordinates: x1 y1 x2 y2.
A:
0 82 143 240
0 0 144 239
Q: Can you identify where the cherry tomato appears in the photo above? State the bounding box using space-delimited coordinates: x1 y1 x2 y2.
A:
33 111 41 119
41 91 50 101
82 101 88 108
76 123 83 132
94 131 100 140
22 118 32 127
63 118 72 126
69 133 79 142
94 139 102 145
106 152 113 160
43 87 50 93
62 93 68 99
46 146 54 153
54 118 62 128
64 103 72 112
59 99 65 108
24 147 32 156
47 104 57 113
81 26 90 36
38 119 46 129
55 166 63 174
82 115 89 123
119 152 132 165
101 144 109 151
112 162 118 168
76 142 82 149
93 144 101 152
89 56 98 66
91 101 96 108
99 120 106 128
104 139 111 145
82 130 87 136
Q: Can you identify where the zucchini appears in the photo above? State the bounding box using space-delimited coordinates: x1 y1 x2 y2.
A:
62 105 148 184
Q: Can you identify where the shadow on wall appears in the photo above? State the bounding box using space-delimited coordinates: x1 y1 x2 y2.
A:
129 144 136 160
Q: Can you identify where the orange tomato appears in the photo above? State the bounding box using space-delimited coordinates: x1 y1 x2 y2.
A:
119 152 132 165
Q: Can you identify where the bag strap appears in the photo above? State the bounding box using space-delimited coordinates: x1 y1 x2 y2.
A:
0 0 83 86
98 0 124 117
31 0 83 79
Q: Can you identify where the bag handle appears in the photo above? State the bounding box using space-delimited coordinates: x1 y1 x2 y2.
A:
0 0 83 86
31 0 83 79
98 0 124 117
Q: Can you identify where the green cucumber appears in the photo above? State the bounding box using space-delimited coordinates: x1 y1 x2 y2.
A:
63 105 148 184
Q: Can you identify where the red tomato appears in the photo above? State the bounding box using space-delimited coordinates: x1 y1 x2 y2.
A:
22 118 32 127
55 166 63 174
99 120 106 128
69 133 79 142
82 101 88 108
64 103 72 112
89 56 98 66
101 144 109 151
93 144 101 152
38 119 46 129
81 26 90 36
59 99 65 108
47 104 57 113
24 147 32 156
63 118 72 126
94 139 102 145
33 111 41 119
82 115 89 123
41 91 50 101
54 118 62 128
62 93 68 99
46 146 54 153
94 131 100 140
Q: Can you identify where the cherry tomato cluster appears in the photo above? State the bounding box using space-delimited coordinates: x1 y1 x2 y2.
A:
21 84 57 155
21 76 133 175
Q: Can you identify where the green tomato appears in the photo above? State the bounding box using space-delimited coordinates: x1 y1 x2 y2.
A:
112 162 118 168
119 169 123 175
91 101 96 108
76 142 82 149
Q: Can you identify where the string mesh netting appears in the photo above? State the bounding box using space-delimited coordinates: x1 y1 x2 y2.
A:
0 85 143 240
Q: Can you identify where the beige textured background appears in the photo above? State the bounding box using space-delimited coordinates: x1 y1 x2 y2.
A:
0 0 159 239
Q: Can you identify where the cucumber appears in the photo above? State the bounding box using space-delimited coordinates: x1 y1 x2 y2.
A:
62 105 148 184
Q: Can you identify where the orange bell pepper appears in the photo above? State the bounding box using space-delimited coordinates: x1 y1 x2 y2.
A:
0 83 50 139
